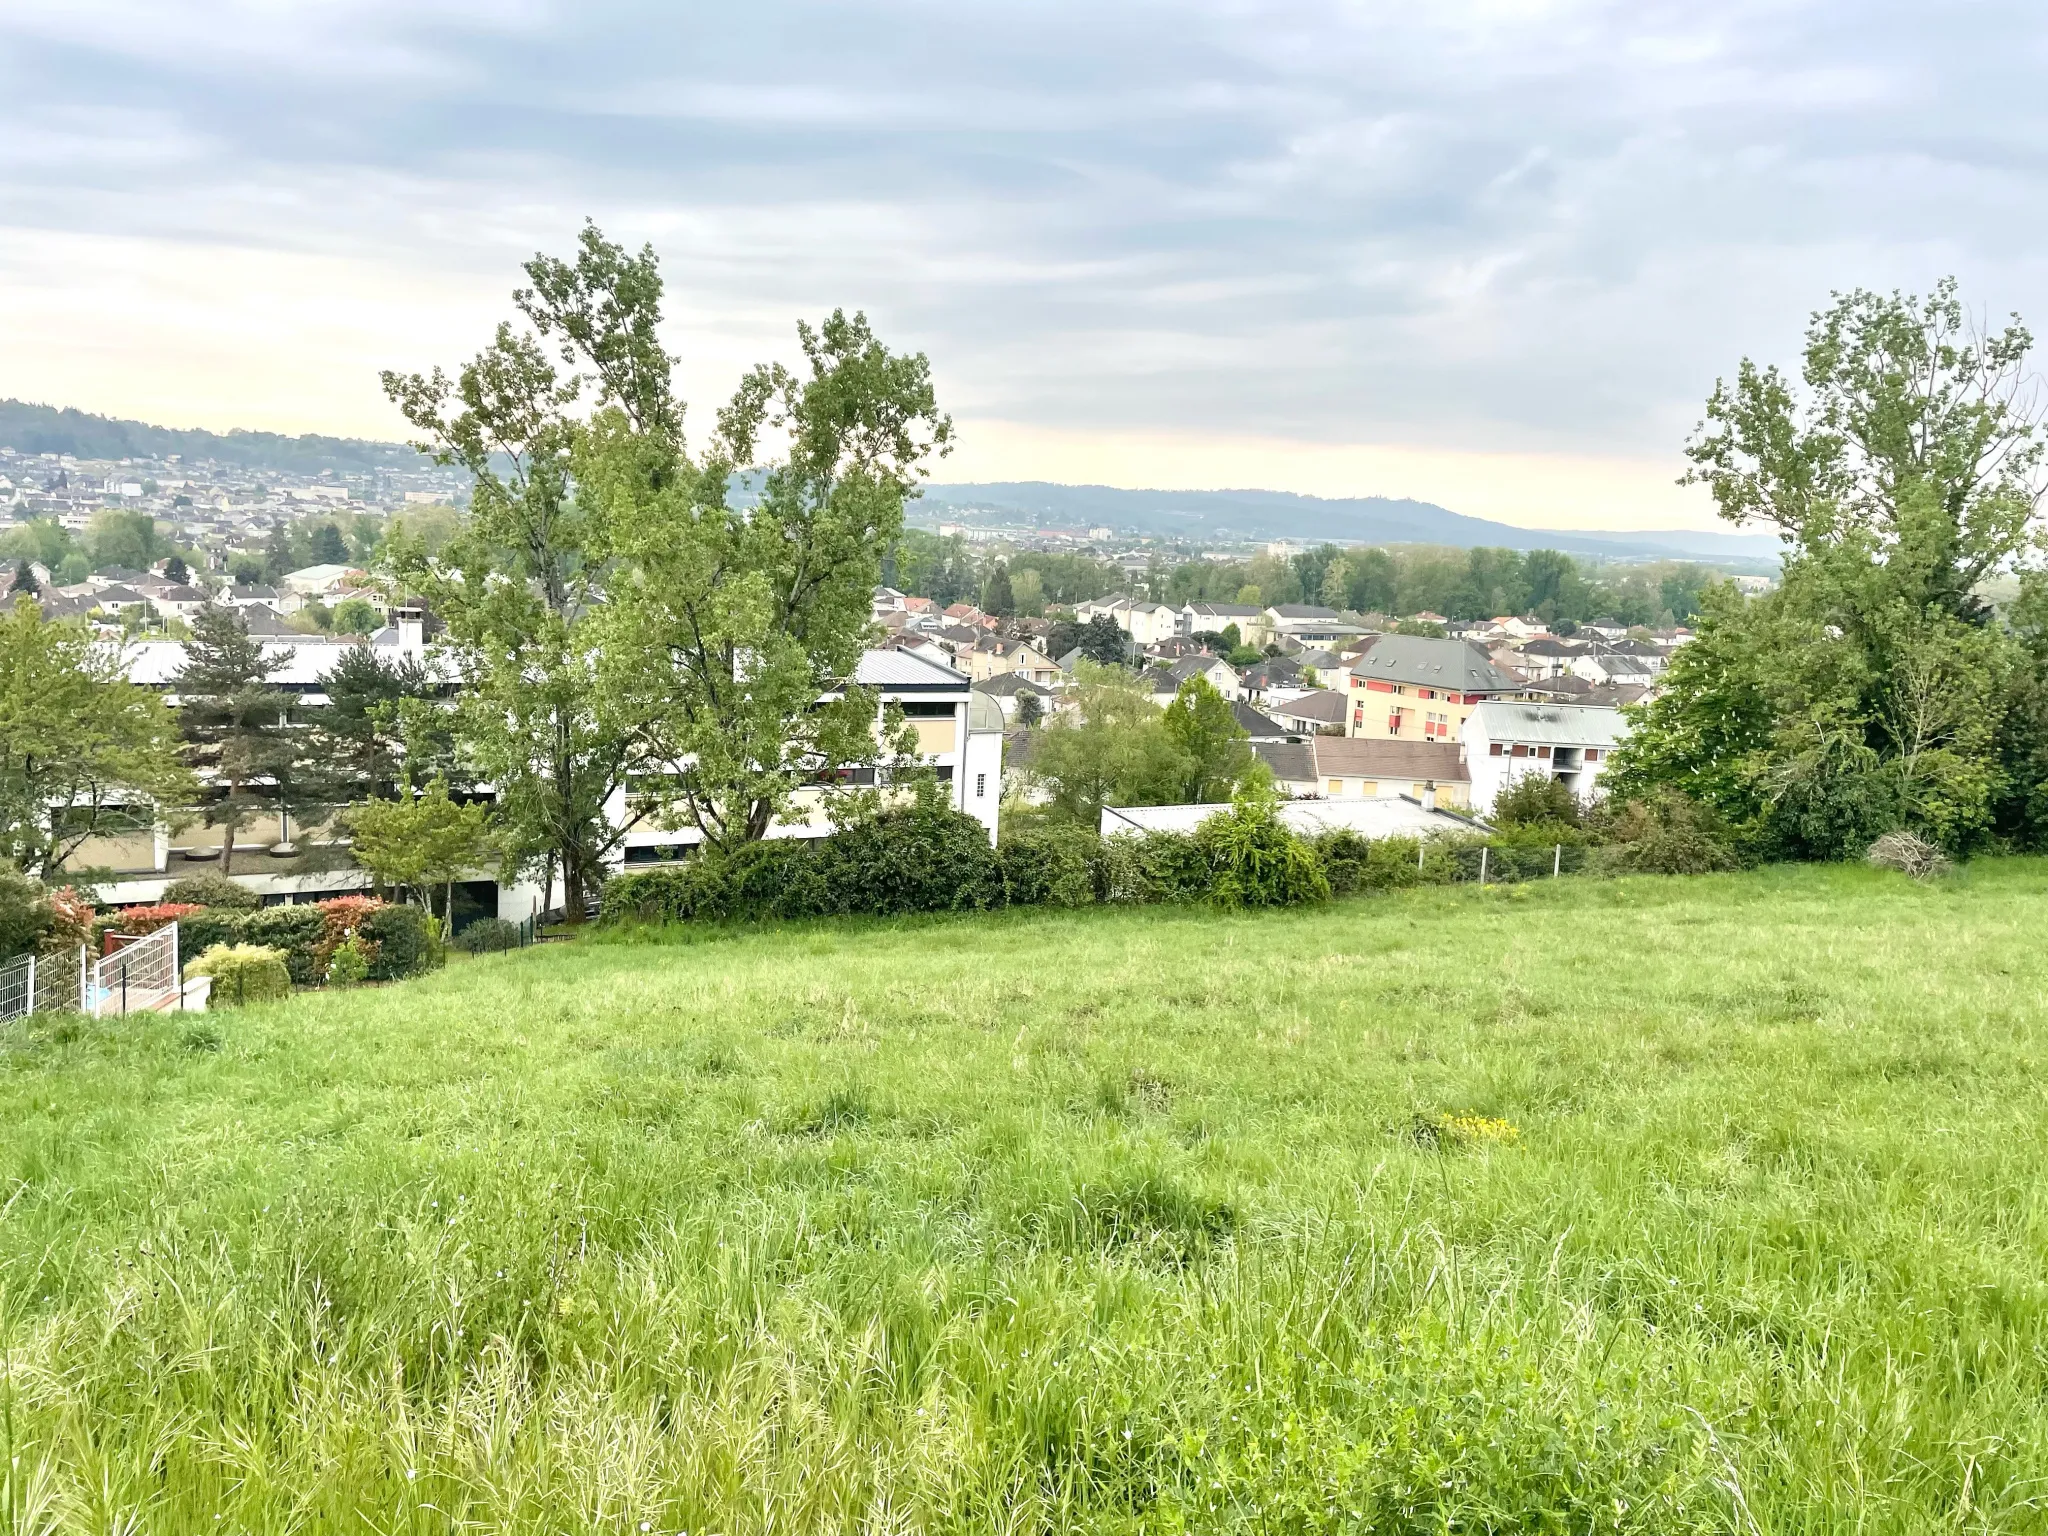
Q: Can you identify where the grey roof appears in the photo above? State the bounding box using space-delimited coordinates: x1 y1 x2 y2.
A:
1348 634 1516 692
1518 637 1583 657
1239 656 1302 687
1465 700 1627 748
1167 654 1236 683
1185 601 1264 619
1273 689 1348 725
1269 604 1343 620
1233 700 1291 739
851 648 969 688
1252 740 1316 784
973 673 1051 698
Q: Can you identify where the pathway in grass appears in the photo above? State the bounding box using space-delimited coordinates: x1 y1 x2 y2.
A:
3 862 2046 1531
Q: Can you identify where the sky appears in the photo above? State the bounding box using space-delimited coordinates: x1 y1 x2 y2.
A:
1 1 2044 532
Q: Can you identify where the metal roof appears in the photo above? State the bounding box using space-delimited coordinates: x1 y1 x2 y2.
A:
1465 700 1628 747
851 648 969 688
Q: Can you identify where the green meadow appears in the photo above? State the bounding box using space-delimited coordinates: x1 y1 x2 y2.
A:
4 862 2048 1533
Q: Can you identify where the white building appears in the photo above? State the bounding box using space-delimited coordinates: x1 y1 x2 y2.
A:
1460 701 1627 816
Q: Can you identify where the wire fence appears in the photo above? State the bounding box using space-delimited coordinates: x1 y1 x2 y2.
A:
0 946 90 1024
90 924 181 1017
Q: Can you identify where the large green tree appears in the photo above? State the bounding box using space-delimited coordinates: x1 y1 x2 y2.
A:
0 598 192 879
1026 662 1190 825
1611 279 2047 855
1162 676 1255 803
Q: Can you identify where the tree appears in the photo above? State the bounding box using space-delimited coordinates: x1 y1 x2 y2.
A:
346 776 495 919
0 598 192 879
1163 676 1254 803
175 603 306 873
163 555 190 585
1015 690 1043 729
588 301 952 852
1613 279 2047 856
1024 661 1189 825
331 596 380 635
1010 567 1044 617
228 555 266 586
1077 615 1128 666
983 561 1015 618
85 509 165 572
310 523 350 565
317 645 446 798
263 527 299 584
10 560 36 597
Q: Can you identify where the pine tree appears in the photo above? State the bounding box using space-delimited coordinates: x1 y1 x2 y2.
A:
311 523 350 564
10 559 36 598
175 604 314 872
163 555 190 585
983 561 1015 618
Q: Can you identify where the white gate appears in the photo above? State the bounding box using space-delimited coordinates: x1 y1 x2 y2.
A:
0 946 88 1024
91 924 181 1017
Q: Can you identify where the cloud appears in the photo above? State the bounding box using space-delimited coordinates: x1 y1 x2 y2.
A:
1 0 2044 530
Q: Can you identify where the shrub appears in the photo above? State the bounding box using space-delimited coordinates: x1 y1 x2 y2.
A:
185 943 292 1006
177 908 248 960
362 902 438 979
453 917 521 954
1194 794 1330 909
1599 790 1741 876
162 873 261 911
104 902 203 937
314 895 385 982
44 886 96 955
326 936 372 987
243 904 327 987
0 866 54 961
997 825 1100 908
1868 829 1952 882
1490 775 1583 830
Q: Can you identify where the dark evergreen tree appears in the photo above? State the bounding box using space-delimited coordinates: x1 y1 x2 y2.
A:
10 559 36 598
311 522 350 564
163 555 190 584
1078 615 1129 666
983 561 1015 618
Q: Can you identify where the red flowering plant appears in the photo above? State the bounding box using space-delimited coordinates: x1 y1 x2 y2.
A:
314 895 386 980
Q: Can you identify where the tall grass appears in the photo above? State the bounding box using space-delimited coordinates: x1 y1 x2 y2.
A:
3 861 2046 1531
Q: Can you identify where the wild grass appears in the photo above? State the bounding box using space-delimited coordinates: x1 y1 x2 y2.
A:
3 860 2048 1532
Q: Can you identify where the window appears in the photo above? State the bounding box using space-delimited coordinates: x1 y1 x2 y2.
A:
1585 748 1600 762
1328 779 1344 796
896 701 957 718
1489 742 1503 756
975 772 986 798
1512 744 1529 757
1537 745 1552 759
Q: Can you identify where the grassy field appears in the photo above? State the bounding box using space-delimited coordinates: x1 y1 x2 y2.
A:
4 863 2048 1532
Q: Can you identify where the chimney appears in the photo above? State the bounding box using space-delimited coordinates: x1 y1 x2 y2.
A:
1421 779 1437 812
394 603 426 659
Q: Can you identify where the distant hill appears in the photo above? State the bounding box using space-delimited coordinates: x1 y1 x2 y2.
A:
920 482 1784 565
0 400 427 475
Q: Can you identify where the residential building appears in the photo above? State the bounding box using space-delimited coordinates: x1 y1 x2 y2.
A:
1251 740 1318 795
1232 700 1292 741
1180 600 1266 643
972 673 1058 723
1345 634 1521 744
281 563 361 596
1311 739 1470 808
961 635 1059 686
1460 701 1627 816
1264 604 1367 646
1265 688 1347 736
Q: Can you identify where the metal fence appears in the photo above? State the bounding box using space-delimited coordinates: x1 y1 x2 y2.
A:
90 924 181 1017
0 945 89 1024
1445 841 1600 884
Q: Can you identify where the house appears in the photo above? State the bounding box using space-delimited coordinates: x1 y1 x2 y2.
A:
961 635 1060 686
224 583 304 615
1264 604 1367 646
1311 739 1470 808
1507 636 1583 680
1236 656 1303 700
1232 700 1292 741
1180 600 1267 643
1079 594 1181 646
973 673 1059 723
1406 611 1450 627
1345 634 1521 743
1265 689 1347 736
1460 701 1627 816
282 563 362 596
152 584 210 622
1567 653 1658 689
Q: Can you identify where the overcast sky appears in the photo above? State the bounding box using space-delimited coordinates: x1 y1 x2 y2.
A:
1 0 2043 530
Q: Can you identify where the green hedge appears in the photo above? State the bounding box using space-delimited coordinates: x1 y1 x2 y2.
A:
242 905 327 987
453 917 522 954
361 903 438 981
177 909 248 960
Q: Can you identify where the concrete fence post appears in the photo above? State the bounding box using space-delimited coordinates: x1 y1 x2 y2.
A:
1479 846 1489 886
1554 843 1562 878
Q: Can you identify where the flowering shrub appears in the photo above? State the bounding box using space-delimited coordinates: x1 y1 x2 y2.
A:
314 896 384 981
100 903 204 949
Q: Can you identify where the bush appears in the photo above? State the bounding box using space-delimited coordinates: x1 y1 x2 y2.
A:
0 866 54 961
243 904 327 987
599 801 1001 925
314 895 384 982
453 917 521 954
1868 829 1952 882
102 902 203 937
362 902 439 979
326 936 372 987
177 908 248 960
185 943 292 1006
1598 790 1741 876
997 826 1100 907
1490 775 1584 830
162 873 261 911
1194 794 1330 909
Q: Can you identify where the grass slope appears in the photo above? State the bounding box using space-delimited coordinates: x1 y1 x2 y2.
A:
4 864 2048 1532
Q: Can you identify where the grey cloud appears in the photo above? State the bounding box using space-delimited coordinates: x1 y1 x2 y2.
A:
3 0 2046 464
